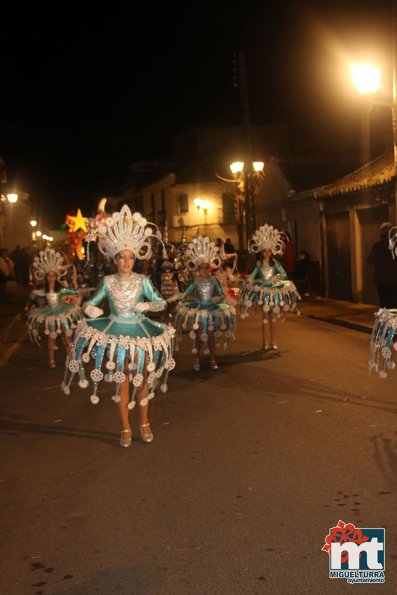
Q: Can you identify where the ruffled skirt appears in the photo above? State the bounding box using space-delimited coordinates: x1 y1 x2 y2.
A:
173 301 236 354
27 303 84 345
62 314 176 407
369 308 397 378
238 280 301 320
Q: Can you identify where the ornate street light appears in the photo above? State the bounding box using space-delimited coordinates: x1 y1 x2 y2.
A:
194 197 210 230
229 160 265 246
6 193 18 203
351 61 397 220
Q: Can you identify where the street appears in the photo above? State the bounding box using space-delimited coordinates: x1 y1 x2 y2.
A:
1 309 396 594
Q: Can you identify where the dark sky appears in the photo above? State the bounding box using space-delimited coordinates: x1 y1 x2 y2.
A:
1 1 395 227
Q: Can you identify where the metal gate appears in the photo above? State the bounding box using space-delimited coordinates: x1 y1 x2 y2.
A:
326 212 352 301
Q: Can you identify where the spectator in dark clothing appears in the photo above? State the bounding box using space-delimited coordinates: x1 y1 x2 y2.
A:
224 238 236 254
367 222 397 308
291 250 311 295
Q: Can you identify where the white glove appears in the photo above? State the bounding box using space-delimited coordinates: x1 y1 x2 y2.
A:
84 304 104 318
167 293 180 303
135 302 150 312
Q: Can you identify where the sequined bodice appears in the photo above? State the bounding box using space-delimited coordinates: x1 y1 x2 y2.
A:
46 292 61 309
195 276 216 302
106 274 142 316
260 262 275 281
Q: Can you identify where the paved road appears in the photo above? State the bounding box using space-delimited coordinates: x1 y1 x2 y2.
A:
0 306 396 594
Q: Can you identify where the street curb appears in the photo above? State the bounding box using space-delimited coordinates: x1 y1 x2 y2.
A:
302 313 372 335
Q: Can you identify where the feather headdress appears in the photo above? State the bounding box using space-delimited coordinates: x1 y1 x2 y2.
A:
31 247 69 281
248 224 286 256
185 235 221 270
90 204 162 260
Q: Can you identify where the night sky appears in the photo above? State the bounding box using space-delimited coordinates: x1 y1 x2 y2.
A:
1 0 394 227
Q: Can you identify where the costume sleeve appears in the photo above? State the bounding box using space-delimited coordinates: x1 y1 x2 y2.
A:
274 261 287 279
213 277 225 299
250 264 260 279
181 280 196 300
140 275 167 311
86 278 107 306
60 287 79 296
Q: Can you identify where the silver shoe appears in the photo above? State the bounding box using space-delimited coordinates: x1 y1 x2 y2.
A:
140 423 154 443
120 430 132 448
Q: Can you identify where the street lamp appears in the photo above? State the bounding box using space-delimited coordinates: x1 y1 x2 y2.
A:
194 198 210 230
229 160 264 246
30 219 37 227
6 193 18 203
351 62 397 221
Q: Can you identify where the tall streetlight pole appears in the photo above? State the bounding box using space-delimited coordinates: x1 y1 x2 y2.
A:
351 60 397 221
229 161 264 245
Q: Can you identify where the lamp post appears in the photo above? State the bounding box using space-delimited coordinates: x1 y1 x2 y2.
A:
351 61 397 221
194 198 210 232
229 161 264 246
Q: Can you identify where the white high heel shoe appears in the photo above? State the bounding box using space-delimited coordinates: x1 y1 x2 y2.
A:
140 423 154 443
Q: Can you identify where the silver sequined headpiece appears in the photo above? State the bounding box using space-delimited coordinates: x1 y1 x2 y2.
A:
248 224 286 256
31 247 69 281
93 204 162 260
185 235 221 271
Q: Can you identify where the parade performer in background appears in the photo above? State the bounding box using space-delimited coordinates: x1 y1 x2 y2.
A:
168 235 236 371
214 238 239 306
62 205 176 448
238 224 300 351
26 247 84 368
369 224 397 379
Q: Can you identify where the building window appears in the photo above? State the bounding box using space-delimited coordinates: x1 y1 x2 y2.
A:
177 194 189 214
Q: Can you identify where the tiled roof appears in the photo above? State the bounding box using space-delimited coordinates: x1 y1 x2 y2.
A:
298 151 395 200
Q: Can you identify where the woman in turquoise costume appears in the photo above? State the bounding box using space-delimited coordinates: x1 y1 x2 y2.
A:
26 247 84 368
62 205 175 448
238 224 300 351
168 235 236 371
369 225 397 379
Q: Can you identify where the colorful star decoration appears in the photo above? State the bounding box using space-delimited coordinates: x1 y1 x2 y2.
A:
66 208 88 233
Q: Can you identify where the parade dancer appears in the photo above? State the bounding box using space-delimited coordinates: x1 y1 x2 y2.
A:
26 247 84 368
168 235 236 371
214 240 239 306
62 205 176 448
238 224 300 351
369 225 397 378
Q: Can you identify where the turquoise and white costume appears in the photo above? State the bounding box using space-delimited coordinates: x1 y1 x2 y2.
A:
368 227 397 378
62 205 176 407
238 259 300 319
369 309 397 378
26 246 85 345
238 223 301 320
27 287 84 344
174 275 236 353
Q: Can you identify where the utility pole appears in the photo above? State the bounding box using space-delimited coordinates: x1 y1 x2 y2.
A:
232 51 255 241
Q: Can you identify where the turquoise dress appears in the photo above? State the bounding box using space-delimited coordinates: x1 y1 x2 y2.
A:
63 272 176 407
238 259 300 319
369 308 397 378
174 276 236 353
27 287 84 344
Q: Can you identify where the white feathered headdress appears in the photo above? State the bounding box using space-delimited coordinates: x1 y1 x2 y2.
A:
93 204 162 260
185 235 221 270
248 224 286 256
31 247 69 281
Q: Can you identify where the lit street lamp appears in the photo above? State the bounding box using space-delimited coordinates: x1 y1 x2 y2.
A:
6 193 18 203
30 219 37 227
351 61 397 221
194 197 210 231
229 160 264 247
